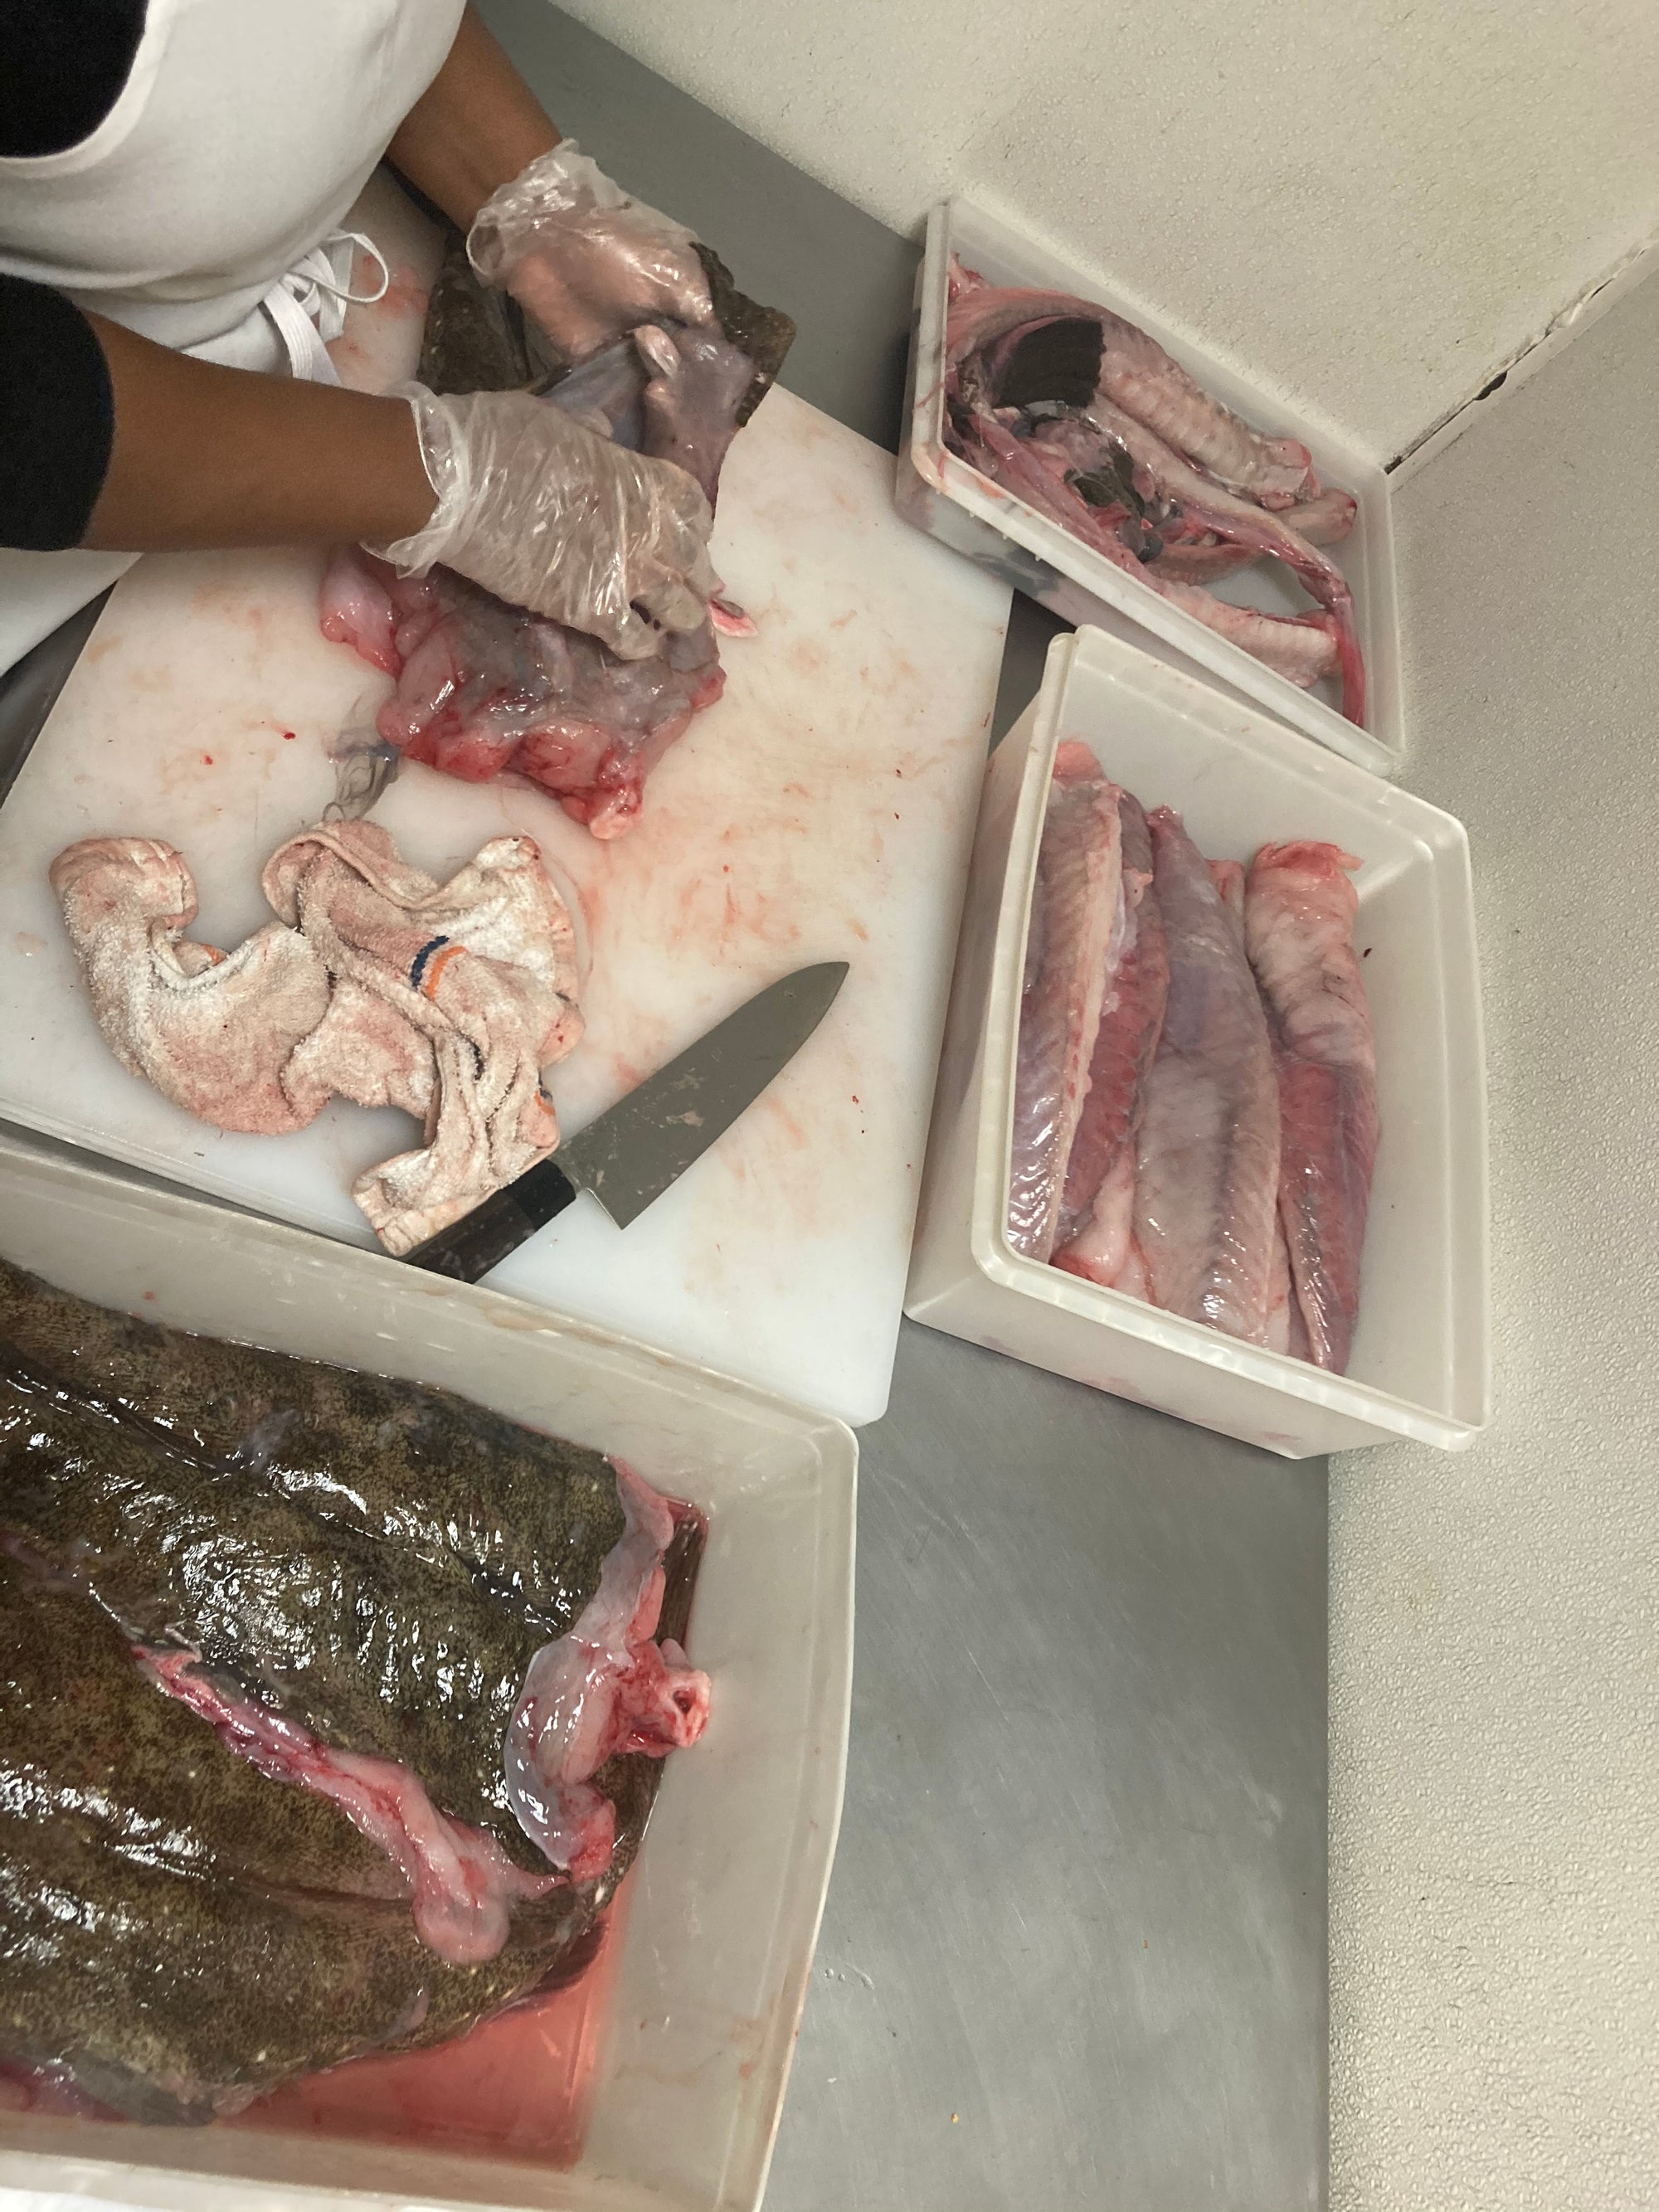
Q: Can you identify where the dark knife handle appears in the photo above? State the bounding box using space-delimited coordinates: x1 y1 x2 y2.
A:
401 1157 580 1282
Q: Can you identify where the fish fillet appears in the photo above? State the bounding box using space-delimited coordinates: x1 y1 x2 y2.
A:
1244 842 1379 1373
1007 744 1123 1262
1134 809 1280 1342
1053 793 1169 1284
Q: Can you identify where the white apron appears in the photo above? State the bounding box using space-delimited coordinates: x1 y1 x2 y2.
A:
0 0 465 675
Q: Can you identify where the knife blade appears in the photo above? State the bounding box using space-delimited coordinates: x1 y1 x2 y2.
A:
403 959 849 1282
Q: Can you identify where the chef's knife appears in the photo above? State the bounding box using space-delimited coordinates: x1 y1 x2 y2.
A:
403 960 849 1282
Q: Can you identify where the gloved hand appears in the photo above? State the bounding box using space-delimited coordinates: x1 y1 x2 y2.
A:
367 382 718 662
468 141 716 367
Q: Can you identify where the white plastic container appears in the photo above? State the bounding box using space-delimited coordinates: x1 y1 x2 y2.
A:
906 626 1489 1459
0 1134 855 2212
898 199 1404 779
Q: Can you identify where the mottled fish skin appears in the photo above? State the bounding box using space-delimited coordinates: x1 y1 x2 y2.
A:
1134 809 1281 1343
0 1359 551 1853
0 1261 699 1875
1244 843 1379 1373
1007 745 1123 1262
1052 793 1169 1276
0 1558 599 2125
0 1256 623 1636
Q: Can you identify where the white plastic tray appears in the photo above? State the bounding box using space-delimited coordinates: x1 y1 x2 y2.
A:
898 199 1404 778
0 1135 855 2212
906 626 1489 1459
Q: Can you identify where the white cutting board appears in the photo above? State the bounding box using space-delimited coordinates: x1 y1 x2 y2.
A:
0 276 1009 1427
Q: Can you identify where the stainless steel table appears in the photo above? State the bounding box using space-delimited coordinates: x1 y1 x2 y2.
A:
2 9 1328 2200
474 13 1327 2207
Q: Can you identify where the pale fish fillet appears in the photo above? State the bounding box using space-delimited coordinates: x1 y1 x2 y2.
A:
1208 858 1246 939
1053 793 1169 1283
1134 809 1281 1342
1007 744 1123 1261
1244 842 1379 1373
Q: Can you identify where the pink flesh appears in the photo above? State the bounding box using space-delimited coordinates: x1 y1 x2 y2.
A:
1133 809 1281 1344
137 1648 553 1965
947 407 1341 693
1142 472 1355 584
505 1464 710 1887
1083 396 1366 725
1007 744 1124 1262
1208 859 1246 937
946 260 1313 505
322 551 724 837
1244 842 1379 1374
1051 792 1168 1256
709 596 757 638
1265 1213 1312 1360
1053 1145 1139 1289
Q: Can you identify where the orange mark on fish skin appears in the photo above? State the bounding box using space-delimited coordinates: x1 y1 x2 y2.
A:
830 610 857 630
849 920 869 942
13 932 45 957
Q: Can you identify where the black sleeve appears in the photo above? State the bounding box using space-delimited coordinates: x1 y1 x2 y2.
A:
0 276 115 550
0 1 149 158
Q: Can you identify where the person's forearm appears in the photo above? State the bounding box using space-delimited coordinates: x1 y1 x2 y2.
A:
387 5 561 234
79 313 435 553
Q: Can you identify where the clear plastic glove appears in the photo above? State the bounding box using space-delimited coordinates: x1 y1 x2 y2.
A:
367 382 718 663
468 141 715 367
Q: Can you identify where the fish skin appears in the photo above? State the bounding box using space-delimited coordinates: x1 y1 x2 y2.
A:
1007 745 1123 1262
1244 842 1379 1373
0 1260 698 1870
0 1254 623 1635
0 1556 599 2125
1134 809 1281 1343
1052 792 1169 1267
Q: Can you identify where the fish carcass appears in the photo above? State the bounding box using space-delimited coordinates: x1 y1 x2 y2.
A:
941 261 1367 725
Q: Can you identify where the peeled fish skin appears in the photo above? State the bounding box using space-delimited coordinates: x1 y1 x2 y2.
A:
1245 842 1379 1373
1007 744 1123 1262
944 264 1314 507
1134 809 1281 1343
1052 792 1169 1266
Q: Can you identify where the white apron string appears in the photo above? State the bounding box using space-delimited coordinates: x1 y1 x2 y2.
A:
261 228 390 385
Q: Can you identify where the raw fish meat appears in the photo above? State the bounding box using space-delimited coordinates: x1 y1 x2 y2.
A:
1053 793 1169 1286
941 260 1367 722
1006 743 1123 1261
1244 842 1379 1373
1208 858 1246 936
322 547 724 838
945 278 1313 506
328 241 793 835
0 1257 708 2121
1133 809 1281 1342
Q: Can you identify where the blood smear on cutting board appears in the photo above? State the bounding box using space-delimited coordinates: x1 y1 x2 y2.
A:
233 1874 632 2170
